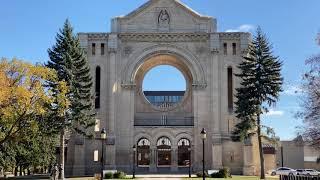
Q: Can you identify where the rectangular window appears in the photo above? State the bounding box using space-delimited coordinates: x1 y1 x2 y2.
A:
95 119 100 132
223 43 227 55
94 150 99 162
232 43 236 55
92 43 96 55
227 67 233 112
101 43 105 55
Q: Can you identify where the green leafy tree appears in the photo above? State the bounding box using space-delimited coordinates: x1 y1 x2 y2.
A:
46 19 95 179
232 27 283 179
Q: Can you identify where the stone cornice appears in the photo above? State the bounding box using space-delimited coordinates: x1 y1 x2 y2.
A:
87 33 108 41
118 33 209 42
219 32 244 40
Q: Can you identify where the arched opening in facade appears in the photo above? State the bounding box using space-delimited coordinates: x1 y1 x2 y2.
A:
178 138 191 167
143 65 186 108
157 137 171 166
137 138 151 167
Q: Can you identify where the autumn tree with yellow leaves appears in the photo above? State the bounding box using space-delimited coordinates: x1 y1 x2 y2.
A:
0 58 69 174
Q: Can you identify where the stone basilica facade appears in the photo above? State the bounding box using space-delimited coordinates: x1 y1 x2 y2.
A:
65 0 261 176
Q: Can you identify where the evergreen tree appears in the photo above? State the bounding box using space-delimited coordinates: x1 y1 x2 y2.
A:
232 27 283 179
47 19 95 179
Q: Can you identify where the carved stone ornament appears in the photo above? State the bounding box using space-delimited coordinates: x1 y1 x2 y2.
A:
121 83 136 89
158 9 170 25
192 82 207 89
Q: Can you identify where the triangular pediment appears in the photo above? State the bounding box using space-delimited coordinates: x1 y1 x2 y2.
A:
111 0 216 33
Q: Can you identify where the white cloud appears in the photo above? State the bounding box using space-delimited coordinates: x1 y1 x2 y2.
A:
282 85 303 96
225 24 255 33
264 109 284 116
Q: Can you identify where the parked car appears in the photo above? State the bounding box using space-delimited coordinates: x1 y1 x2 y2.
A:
271 167 297 176
296 169 320 176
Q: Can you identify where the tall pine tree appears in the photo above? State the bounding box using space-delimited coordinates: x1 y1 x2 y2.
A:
232 27 283 179
47 19 95 179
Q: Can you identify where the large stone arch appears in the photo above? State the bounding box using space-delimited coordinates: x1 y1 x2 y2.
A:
121 44 207 87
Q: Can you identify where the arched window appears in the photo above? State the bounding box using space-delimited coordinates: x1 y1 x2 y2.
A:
95 66 101 109
178 139 191 166
227 67 233 112
137 138 150 167
157 137 171 166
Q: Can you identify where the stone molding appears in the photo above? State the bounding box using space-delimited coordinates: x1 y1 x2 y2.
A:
119 33 209 42
121 43 207 88
87 33 108 41
219 32 242 40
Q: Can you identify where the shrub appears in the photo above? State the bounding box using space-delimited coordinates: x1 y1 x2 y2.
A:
210 167 232 178
196 171 209 177
104 172 113 179
113 171 127 179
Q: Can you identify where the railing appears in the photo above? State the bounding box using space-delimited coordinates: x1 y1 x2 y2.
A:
280 175 320 180
134 117 194 126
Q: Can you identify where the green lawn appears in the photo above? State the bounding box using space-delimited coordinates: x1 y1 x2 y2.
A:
183 175 279 180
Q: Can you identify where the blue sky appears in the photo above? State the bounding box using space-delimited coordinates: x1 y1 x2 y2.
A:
1 0 320 140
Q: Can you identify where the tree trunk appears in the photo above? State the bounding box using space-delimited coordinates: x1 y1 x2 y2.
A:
257 115 265 180
14 165 17 176
59 128 65 180
19 165 22 176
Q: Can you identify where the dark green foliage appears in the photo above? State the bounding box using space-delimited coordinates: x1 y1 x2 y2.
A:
113 171 127 179
46 19 95 136
232 27 283 141
196 171 209 177
104 172 113 179
210 167 232 178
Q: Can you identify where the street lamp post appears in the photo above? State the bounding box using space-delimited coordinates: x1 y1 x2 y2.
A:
133 145 136 179
100 128 107 180
200 128 207 180
188 147 191 178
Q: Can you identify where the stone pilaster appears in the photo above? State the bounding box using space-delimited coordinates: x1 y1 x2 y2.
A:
72 145 85 176
150 148 157 172
211 135 223 169
171 147 178 172
243 137 255 175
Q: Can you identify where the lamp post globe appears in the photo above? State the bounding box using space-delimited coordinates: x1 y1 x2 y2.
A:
200 128 207 180
200 128 207 140
101 128 107 139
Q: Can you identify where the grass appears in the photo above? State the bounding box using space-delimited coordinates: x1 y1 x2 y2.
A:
183 175 279 180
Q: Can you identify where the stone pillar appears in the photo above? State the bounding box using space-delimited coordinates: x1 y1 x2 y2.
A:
171 147 178 172
107 33 118 169
243 137 255 175
149 148 157 172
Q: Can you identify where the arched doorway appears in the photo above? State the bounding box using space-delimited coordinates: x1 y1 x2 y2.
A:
137 138 151 167
178 138 191 167
157 137 172 166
